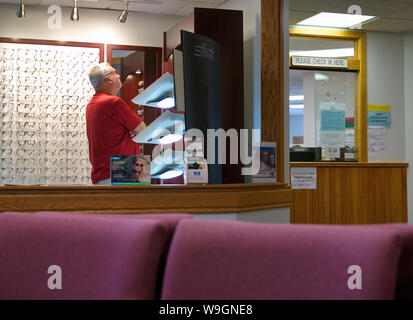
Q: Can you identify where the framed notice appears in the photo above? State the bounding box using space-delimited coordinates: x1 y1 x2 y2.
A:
110 155 151 185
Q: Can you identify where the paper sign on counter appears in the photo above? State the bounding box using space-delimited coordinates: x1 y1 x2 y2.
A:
291 167 317 190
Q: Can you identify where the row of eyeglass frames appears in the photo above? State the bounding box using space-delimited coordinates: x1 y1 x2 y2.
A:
0 45 100 185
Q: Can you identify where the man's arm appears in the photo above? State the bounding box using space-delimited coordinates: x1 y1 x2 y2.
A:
130 121 147 138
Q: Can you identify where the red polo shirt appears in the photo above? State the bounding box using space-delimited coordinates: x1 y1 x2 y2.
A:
86 92 142 183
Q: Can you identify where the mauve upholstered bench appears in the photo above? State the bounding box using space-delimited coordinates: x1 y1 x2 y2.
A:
0 212 170 300
161 219 403 300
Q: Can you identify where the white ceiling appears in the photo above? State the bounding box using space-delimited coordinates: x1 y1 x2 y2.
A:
290 0 413 32
0 0 228 16
1 0 413 32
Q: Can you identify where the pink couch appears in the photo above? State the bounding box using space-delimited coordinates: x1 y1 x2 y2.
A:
1 211 412 300
0 212 190 300
161 219 403 300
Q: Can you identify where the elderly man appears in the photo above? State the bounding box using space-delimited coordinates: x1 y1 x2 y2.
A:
86 62 146 185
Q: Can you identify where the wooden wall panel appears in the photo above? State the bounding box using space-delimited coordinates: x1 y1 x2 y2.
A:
261 0 284 183
291 163 408 224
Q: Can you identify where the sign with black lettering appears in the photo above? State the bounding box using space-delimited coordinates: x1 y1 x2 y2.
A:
292 56 348 68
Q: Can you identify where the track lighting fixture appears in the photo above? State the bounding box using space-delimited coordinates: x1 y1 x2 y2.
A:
70 0 79 21
118 0 129 23
16 0 25 18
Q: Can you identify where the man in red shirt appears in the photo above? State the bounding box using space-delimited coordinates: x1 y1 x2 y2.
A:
86 63 146 184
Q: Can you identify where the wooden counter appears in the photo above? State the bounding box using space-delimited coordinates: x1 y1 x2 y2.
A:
290 162 408 224
0 183 292 214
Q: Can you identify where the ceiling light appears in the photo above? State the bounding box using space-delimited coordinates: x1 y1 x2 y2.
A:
290 95 304 101
290 104 304 109
16 0 25 18
118 0 129 23
70 0 79 21
297 12 375 29
315 73 329 81
289 48 354 58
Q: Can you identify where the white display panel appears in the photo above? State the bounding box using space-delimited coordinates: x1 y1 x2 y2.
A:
0 43 99 185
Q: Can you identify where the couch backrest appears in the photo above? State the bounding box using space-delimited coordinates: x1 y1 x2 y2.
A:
34 212 192 236
33 211 192 299
161 219 402 300
369 224 413 300
0 212 169 300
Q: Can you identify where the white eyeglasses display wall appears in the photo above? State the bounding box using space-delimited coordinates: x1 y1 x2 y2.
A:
0 43 99 186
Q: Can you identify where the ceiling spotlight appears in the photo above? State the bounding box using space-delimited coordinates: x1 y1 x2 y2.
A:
118 0 129 23
16 0 25 18
70 0 79 21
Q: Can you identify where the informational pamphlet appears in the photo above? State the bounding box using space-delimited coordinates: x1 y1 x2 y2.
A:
184 137 208 184
110 155 151 185
184 157 208 184
252 142 277 183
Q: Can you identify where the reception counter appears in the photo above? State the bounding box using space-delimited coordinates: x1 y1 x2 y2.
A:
0 183 292 215
290 162 408 224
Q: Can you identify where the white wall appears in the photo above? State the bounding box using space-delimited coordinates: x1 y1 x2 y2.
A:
404 33 413 224
192 207 290 224
0 4 180 48
366 31 405 162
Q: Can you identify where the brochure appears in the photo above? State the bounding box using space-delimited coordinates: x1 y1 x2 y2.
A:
110 155 151 185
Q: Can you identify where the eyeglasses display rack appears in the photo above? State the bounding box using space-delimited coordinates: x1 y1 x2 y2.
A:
0 41 101 186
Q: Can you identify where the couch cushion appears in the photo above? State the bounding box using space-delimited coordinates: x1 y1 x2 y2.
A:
161 220 402 300
0 213 169 300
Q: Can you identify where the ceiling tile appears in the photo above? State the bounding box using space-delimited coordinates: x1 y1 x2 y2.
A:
327 0 411 17
361 17 413 32
386 6 413 19
289 10 319 25
0 0 41 4
175 1 221 16
290 0 348 12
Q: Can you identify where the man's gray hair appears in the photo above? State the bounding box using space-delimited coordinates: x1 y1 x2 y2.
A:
88 62 113 91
